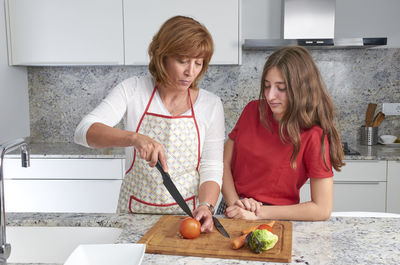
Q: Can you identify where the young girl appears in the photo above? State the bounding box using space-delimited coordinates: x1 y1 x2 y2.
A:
219 46 344 221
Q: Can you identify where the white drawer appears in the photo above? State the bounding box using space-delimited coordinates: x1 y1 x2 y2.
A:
300 181 387 212
3 158 124 180
4 179 122 213
387 161 400 214
333 160 387 182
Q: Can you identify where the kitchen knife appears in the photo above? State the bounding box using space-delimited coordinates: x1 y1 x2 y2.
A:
212 216 230 238
155 160 230 238
155 160 193 218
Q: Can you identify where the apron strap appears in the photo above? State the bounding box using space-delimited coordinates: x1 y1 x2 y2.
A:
187 88 201 170
125 86 157 174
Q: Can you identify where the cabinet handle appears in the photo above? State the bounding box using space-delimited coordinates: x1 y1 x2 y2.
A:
333 181 382 184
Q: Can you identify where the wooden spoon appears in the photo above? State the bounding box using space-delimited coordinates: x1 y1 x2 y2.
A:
365 103 377 127
372 112 385 127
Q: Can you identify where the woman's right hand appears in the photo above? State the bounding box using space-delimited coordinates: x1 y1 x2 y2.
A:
132 133 168 171
234 198 262 213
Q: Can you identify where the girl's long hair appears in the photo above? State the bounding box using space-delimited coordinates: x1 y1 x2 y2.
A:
258 46 344 171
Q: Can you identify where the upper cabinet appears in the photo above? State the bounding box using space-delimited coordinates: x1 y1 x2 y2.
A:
1 0 29 144
5 0 125 65
124 0 240 65
5 0 240 66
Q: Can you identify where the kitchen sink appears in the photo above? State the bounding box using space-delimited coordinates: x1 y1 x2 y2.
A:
6 226 122 264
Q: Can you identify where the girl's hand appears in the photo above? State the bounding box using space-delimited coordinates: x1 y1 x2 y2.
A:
234 198 262 213
132 133 168 171
193 205 214 233
225 205 260 220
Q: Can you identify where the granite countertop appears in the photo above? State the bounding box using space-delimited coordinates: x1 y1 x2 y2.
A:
6 142 125 159
350 143 400 160
5 142 400 161
5 212 400 265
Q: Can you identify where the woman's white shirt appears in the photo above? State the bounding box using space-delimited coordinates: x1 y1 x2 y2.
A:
74 76 225 187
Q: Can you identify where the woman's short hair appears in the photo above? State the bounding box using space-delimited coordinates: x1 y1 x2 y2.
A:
148 16 214 90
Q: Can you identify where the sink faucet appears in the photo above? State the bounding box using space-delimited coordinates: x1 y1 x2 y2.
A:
0 138 30 264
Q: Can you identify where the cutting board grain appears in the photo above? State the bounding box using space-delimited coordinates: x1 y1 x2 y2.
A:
138 215 292 263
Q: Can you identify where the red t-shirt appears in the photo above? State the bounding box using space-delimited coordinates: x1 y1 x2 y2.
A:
229 100 333 205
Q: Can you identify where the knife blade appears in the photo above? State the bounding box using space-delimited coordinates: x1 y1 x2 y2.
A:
155 160 193 218
156 160 230 238
212 216 230 238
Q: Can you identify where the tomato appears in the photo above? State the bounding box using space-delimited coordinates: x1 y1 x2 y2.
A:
179 217 201 239
257 224 273 233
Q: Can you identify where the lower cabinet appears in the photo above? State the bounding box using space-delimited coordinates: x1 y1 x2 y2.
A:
5 179 122 213
4 157 398 213
387 161 400 214
300 160 387 212
4 158 124 213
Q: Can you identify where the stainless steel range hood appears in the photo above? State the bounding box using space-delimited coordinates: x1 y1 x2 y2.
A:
243 0 387 50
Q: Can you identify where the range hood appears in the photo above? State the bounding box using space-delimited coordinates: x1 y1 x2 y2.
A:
243 0 387 50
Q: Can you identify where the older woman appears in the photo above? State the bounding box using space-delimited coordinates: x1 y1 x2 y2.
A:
74 16 224 232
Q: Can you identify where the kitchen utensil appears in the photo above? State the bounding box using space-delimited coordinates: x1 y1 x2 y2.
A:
365 103 377 126
155 160 193 218
138 215 292 263
155 160 230 238
360 126 378 145
212 216 230 238
372 111 385 127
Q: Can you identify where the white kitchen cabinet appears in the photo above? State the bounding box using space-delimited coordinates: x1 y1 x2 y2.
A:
5 0 240 66
300 160 387 212
387 161 400 214
4 179 122 213
0 0 29 144
3 158 124 213
123 0 241 65
5 0 124 65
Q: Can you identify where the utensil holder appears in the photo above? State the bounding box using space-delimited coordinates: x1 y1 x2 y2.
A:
360 126 378 145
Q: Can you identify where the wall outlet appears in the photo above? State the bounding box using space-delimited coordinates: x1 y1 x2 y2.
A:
382 103 400 115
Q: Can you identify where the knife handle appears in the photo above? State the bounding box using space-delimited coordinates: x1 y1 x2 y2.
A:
155 160 167 182
156 160 164 173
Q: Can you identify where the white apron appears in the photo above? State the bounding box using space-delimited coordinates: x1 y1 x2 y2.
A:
117 86 200 214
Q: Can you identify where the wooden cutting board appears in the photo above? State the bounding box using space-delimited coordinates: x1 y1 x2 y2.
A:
138 215 292 263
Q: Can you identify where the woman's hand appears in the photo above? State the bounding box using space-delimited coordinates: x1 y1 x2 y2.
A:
225 205 260 220
234 198 262 213
132 133 168 171
193 205 214 233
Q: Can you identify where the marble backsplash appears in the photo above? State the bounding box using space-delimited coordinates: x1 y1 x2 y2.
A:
28 49 400 147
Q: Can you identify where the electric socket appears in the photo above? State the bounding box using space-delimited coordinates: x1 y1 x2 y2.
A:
382 103 400 115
